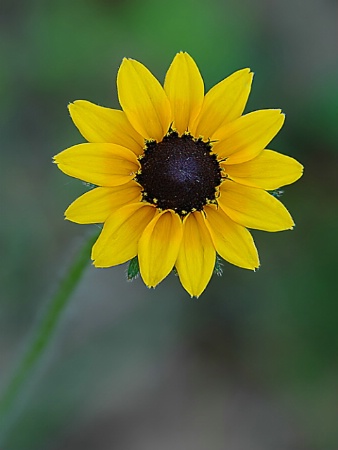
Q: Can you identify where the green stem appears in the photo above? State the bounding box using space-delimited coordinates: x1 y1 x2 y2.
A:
0 231 99 422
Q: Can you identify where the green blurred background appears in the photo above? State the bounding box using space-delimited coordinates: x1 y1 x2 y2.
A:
1 0 338 448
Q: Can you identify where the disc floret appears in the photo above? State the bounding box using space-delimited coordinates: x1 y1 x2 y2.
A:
135 131 222 216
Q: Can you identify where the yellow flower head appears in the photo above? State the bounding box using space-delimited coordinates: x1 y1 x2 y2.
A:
54 52 303 297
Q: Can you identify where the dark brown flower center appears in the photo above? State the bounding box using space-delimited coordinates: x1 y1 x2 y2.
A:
135 132 222 216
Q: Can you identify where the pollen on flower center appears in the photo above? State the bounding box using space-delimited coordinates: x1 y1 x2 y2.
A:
135 132 222 215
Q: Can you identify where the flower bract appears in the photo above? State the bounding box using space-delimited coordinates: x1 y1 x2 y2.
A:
54 52 303 297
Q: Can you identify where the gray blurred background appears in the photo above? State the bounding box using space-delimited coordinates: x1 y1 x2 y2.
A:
1 0 338 448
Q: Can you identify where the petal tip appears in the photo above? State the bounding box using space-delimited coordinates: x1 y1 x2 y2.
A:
67 101 78 112
92 256 107 268
297 162 304 178
268 108 284 116
121 57 135 66
68 101 85 114
277 110 285 123
238 67 251 74
119 58 129 70
250 258 260 271
268 108 284 118
64 208 71 221
52 154 62 165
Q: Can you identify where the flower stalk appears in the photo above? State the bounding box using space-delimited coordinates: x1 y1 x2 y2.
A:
0 231 98 426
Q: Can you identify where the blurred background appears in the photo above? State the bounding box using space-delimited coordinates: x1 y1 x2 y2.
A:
1 0 338 448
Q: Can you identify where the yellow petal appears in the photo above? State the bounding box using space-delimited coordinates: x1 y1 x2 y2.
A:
218 181 294 231
164 52 204 136
212 109 285 164
65 182 142 224
54 143 140 186
191 68 253 139
223 150 304 190
175 212 215 298
204 205 259 270
138 210 183 288
92 203 156 267
68 101 144 155
117 58 171 142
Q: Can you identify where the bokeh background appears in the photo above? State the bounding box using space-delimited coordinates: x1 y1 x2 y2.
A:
1 0 338 448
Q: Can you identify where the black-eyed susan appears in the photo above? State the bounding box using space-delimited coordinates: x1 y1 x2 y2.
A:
54 52 303 297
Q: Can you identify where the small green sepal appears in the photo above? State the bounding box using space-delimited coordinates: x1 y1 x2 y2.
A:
127 256 140 280
214 254 223 277
270 189 284 198
83 182 96 189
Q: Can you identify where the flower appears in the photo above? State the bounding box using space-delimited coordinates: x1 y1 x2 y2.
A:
54 52 303 297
